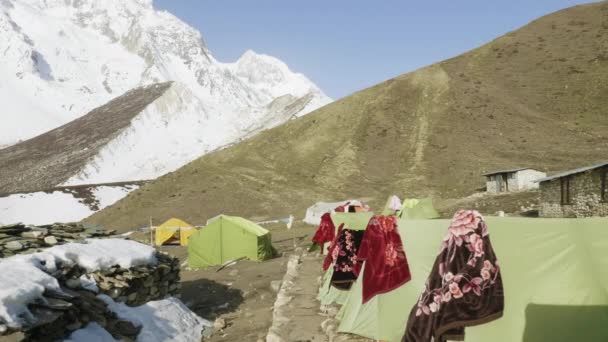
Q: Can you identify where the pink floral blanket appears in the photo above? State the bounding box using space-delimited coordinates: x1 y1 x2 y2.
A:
402 210 504 342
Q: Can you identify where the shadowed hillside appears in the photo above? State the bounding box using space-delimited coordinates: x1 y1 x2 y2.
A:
0 83 172 193
87 2 608 231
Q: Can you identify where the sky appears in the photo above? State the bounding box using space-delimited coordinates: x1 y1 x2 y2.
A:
154 0 594 99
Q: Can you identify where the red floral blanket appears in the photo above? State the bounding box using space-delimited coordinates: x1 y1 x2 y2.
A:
355 215 411 303
402 210 504 342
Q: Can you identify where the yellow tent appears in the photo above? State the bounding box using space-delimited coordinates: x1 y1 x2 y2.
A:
154 218 196 246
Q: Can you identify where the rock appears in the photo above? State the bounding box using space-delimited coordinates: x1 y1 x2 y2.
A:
5 240 24 251
66 321 82 331
21 231 44 238
270 280 282 293
213 318 226 331
0 324 6 334
109 288 122 299
228 269 239 277
66 278 81 289
44 236 59 245
113 320 141 336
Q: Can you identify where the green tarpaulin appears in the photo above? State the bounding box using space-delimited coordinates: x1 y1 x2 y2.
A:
381 197 440 219
335 217 608 342
187 215 274 268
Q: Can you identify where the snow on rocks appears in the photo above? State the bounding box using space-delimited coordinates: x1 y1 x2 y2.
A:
0 239 155 329
0 238 200 341
99 295 212 342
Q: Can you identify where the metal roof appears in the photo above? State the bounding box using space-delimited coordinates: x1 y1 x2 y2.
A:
535 161 608 183
482 167 530 176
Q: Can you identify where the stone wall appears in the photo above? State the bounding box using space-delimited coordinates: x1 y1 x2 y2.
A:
1 251 181 341
540 168 608 217
0 223 116 257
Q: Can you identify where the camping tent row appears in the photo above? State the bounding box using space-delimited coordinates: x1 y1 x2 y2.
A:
318 214 608 342
153 216 274 268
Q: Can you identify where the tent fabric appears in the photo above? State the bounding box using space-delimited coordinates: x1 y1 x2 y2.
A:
187 215 274 268
336 217 608 342
303 200 362 225
403 210 504 342
154 218 195 246
318 268 351 306
381 197 440 220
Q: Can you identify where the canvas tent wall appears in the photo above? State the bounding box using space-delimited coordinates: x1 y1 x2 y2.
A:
304 200 363 225
381 197 439 219
187 215 274 268
154 218 196 246
335 217 608 342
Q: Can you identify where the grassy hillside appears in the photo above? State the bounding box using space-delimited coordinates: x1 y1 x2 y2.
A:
0 83 171 193
87 2 608 231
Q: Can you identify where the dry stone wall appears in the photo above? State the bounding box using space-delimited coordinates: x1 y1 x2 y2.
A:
0 222 115 257
0 230 182 341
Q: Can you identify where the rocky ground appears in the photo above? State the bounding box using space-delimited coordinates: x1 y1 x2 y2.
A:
138 222 320 342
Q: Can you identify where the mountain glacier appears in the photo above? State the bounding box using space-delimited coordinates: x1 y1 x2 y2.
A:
0 0 331 183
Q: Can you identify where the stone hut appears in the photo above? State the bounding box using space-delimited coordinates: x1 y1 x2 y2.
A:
483 168 546 193
538 162 608 218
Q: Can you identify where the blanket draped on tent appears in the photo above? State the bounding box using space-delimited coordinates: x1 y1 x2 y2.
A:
326 228 365 290
355 215 411 303
402 210 504 342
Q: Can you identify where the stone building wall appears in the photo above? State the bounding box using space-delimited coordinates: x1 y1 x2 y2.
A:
540 168 608 217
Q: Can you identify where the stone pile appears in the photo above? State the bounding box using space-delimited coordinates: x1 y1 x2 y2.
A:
1 252 181 341
84 252 181 306
0 222 116 258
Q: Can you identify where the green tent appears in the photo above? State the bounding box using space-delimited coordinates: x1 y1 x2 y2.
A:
381 197 440 219
336 217 608 342
187 215 274 268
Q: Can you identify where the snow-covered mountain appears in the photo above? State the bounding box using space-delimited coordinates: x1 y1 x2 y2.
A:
0 0 331 184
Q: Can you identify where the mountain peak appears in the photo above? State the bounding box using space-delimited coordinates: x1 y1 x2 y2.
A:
0 0 332 186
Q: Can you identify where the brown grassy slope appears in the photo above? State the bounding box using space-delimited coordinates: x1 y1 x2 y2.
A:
86 2 608 231
0 82 172 193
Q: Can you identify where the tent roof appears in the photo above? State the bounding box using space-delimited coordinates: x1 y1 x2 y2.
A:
158 217 193 229
208 215 269 237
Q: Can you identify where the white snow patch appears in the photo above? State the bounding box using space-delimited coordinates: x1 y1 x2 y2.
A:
0 185 138 225
64 322 118 342
99 295 212 342
0 239 155 328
